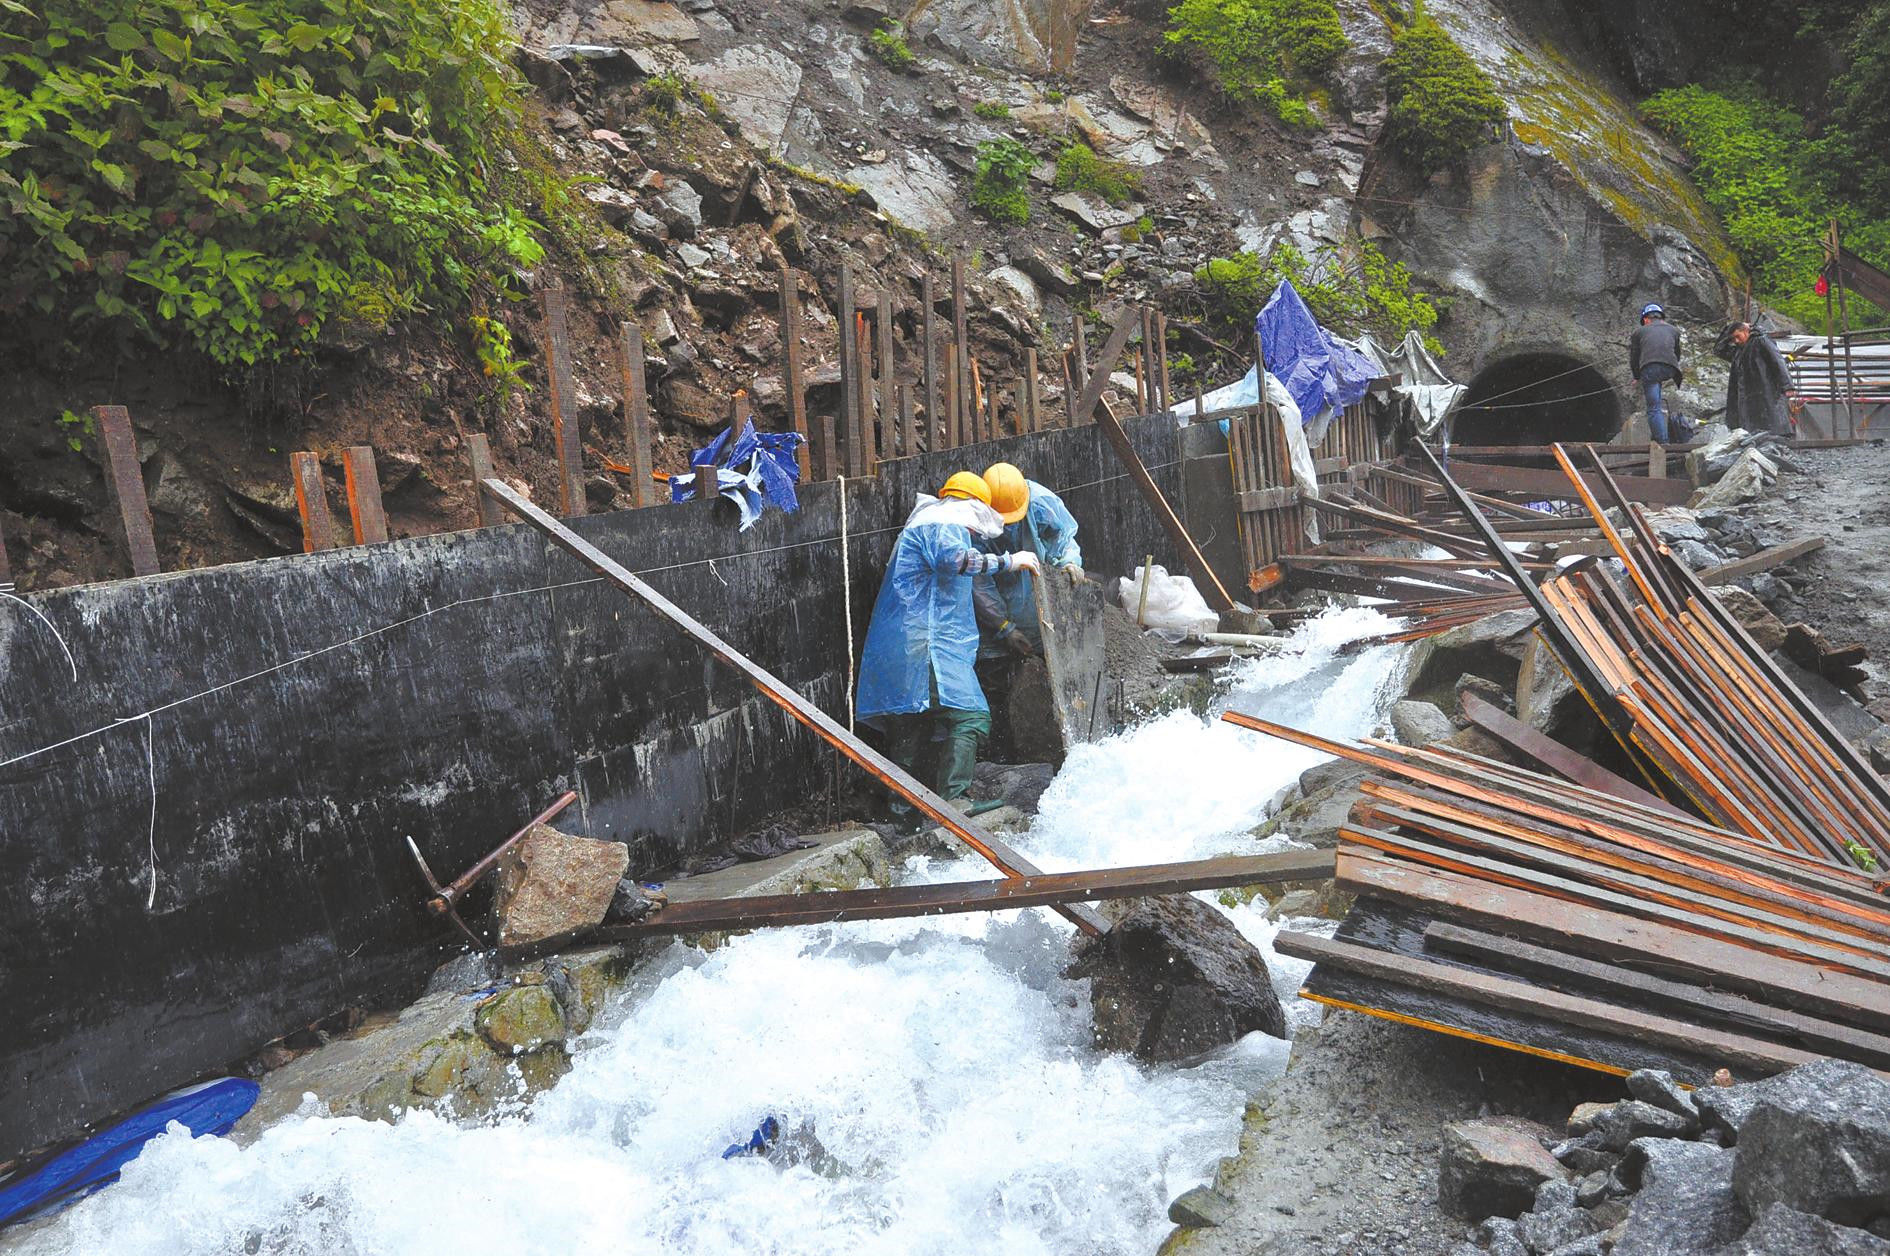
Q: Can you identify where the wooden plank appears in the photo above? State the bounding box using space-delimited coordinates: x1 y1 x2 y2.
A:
1448 459 1691 507
952 251 969 439
1336 849 1890 1033
777 268 812 483
289 451 340 553
1457 692 1682 815
596 850 1335 939
467 434 502 528
342 446 389 545
540 285 586 516
1025 349 1040 432
482 478 1113 937
1276 930 1824 1077
898 384 915 459
619 322 658 506
1238 486 1300 512
1699 538 1825 586
1033 566 1114 754
1424 922 1890 1069
90 405 160 575
877 291 896 462
1079 310 1235 612
838 263 863 477
943 341 960 448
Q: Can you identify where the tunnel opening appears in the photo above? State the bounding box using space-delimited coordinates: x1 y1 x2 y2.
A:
1450 352 1624 446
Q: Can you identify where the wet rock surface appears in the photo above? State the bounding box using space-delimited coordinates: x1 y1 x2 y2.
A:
1067 892 1286 1062
491 824 630 948
1438 1116 1569 1219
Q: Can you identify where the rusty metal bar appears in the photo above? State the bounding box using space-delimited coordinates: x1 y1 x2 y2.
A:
540 285 586 517
480 477 1109 936
289 451 341 554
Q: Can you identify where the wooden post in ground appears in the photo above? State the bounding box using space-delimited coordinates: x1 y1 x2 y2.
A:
944 342 960 449
90 405 160 575
877 292 896 460
1025 349 1040 432
619 322 656 508
778 266 811 482
1072 315 1089 409
467 433 503 527
921 274 939 446
838 262 862 477
969 359 986 444
899 383 915 457
1157 312 1172 415
1059 351 1074 430
343 446 389 545
289 451 341 554
952 250 969 440
989 380 1002 441
1647 442 1666 479
540 285 586 517
856 310 878 472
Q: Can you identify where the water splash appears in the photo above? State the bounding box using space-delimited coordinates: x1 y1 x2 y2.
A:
11 606 1406 1256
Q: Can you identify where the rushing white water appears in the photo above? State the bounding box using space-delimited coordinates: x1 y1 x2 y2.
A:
11 606 1406 1256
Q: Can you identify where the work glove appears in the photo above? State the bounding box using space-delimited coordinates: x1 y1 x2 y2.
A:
1007 550 1041 576
1003 630 1036 657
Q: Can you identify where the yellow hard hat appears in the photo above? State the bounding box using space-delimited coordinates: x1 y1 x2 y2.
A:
939 471 992 505
982 462 1030 524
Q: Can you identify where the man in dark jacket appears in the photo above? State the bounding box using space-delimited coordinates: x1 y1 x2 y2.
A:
1715 321 1793 435
1628 302 1683 442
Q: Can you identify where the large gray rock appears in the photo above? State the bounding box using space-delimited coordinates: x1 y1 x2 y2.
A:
844 151 960 234
1390 698 1457 746
1731 1059 1890 1227
1515 1203 1598 1253
683 46 802 152
1613 1138 1748 1256
1404 608 1538 706
1714 586 1788 653
1626 1069 1699 1121
1168 1184 1235 1228
492 824 629 948
1593 1099 1698 1150
1720 1203 1890 1255
1437 1115 1568 1218
904 0 1092 73
1066 892 1286 1062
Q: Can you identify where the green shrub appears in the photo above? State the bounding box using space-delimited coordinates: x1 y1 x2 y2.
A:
973 100 1012 121
1194 240 1442 352
868 26 916 70
1043 88 1066 104
1381 3 1506 169
1053 142 1141 207
0 0 544 378
1163 0 1346 126
1643 82 1888 325
971 138 1034 225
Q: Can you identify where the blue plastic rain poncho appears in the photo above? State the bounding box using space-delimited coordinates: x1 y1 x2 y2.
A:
856 494 1009 724
977 480 1082 652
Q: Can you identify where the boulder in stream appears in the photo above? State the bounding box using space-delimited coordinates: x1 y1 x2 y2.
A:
1066 893 1286 1062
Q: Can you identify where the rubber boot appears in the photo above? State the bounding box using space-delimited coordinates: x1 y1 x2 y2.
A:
938 729 981 804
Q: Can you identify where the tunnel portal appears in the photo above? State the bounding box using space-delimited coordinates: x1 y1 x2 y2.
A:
1450 352 1624 446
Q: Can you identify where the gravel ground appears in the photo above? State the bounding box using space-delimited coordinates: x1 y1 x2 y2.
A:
1739 440 1890 703
1165 1010 1611 1255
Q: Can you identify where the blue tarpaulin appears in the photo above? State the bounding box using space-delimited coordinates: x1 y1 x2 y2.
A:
1257 280 1380 424
669 420 806 530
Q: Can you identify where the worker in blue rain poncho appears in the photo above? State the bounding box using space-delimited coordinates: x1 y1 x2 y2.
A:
856 472 1041 808
971 463 1084 755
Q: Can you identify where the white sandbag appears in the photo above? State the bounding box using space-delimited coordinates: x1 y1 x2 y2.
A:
1115 564 1219 634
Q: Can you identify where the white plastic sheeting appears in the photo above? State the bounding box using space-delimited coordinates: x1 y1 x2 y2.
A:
1114 563 1219 634
1350 331 1464 436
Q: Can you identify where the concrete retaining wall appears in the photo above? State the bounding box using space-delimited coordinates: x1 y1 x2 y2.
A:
0 415 1212 1158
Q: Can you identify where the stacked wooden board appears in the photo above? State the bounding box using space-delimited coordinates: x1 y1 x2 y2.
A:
1234 441 1890 1084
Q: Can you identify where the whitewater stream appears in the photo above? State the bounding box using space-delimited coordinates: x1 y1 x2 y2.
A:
12 607 1407 1256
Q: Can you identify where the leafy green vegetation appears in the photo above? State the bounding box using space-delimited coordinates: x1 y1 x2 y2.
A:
1053 142 1140 208
971 138 1034 225
0 0 546 380
1381 2 1506 169
1642 82 1889 325
868 25 916 71
972 100 1012 121
1162 0 1346 127
1042 88 1066 104
1194 240 1443 353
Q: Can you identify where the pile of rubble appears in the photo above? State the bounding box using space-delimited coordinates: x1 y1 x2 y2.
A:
1445 1060 1890 1255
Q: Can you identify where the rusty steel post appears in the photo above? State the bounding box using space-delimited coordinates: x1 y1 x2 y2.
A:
91 405 160 576
343 446 389 545
289 451 341 553
540 285 586 517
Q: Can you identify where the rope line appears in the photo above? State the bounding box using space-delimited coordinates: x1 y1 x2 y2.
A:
0 451 1183 775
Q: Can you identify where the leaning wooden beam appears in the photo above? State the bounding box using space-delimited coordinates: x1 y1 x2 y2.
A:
540 285 586 517
91 405 161 576
1075 307 1236 612
342 446 389 545
480 478 1110 936
1698 538 1825 587
1443 460 1692 507
1457 692 1684 817
1276 929 1825 1078
590 850 1334 940
289 451 341 553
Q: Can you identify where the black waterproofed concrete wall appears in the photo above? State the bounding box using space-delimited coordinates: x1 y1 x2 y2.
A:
0 415 1214 1158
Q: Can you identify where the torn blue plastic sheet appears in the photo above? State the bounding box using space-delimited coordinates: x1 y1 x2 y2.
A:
1257 280 1380 424
722 1115 782 1159
669 420 806 530
0 1078 260 1227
